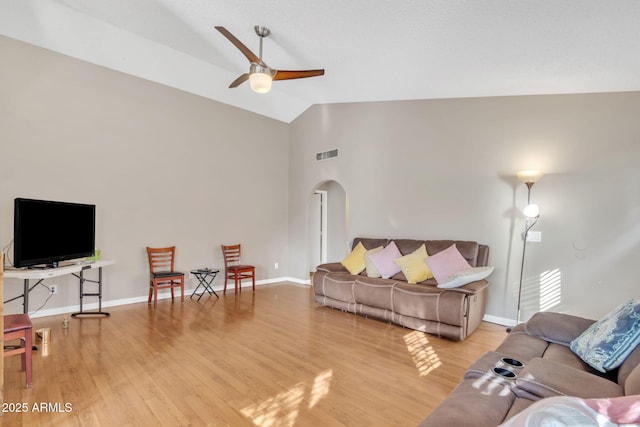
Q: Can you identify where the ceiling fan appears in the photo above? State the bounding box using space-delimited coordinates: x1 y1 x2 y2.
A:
215 25 325 94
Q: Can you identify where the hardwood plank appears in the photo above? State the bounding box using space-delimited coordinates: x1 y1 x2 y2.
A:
1 283 506 426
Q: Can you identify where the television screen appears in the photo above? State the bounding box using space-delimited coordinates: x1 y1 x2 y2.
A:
14 198 96 268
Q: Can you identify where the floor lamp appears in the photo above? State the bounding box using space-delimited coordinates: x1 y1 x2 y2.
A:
512 170 544 330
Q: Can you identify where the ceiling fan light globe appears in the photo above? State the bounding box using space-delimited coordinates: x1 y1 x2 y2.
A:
249 72 272 93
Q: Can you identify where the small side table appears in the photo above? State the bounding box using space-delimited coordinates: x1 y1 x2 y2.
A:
190 268 220 301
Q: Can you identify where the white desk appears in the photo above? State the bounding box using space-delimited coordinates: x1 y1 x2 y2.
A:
4 260 115 317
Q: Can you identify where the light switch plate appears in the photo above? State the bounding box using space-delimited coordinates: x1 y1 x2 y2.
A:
526 231 542 242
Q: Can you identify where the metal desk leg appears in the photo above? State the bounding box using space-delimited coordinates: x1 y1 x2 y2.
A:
23 278 29 314
71 267 110 318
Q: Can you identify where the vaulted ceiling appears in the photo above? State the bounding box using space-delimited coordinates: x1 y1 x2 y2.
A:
2 1 640 122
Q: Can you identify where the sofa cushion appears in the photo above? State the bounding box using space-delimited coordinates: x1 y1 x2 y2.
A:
394 239 427 255
316 272 355 303
353 277 395 310
425 244 471 284
495 330 550 363
525 312 595 346
418 378 515 427
352 237 389 251
394 244 433 284
541 343 599 374
514 357 624 399
368 241 403 279
618 344 640 389
315 262 348 274
393 283 466 327
624 364 640 395
570 299 640 373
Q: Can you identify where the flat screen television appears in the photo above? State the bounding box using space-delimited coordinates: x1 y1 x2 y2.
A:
14 198 96 268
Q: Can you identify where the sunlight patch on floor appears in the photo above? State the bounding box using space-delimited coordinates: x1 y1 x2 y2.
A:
241 383 305 427
241 370 333 427
308 369 332 409
404 330 442 376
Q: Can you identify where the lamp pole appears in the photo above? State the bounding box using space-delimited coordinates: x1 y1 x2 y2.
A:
516 188 538 326
510 170 543 331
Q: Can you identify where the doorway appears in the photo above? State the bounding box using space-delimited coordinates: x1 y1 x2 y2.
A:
308 181 348 275
310 190 328 268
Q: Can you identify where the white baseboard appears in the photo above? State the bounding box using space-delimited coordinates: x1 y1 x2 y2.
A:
483 314 516 327
28 277 311 318
257 277 310 285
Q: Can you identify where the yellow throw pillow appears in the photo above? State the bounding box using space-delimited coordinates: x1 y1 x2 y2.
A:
394 244 433 284
341 241 368 275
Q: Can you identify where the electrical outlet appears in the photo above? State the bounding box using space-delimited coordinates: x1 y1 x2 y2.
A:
50 285 57 294
274 262 279 270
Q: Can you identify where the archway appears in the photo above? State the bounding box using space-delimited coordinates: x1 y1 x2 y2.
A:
308 180 349 273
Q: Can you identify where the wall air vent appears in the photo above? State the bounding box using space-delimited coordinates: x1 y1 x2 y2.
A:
316 149 339 161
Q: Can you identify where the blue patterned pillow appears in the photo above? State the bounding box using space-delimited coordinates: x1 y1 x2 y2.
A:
570 299 640 373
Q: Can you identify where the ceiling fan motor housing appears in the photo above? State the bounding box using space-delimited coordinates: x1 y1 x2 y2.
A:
254 26 270 38
250 63 275 77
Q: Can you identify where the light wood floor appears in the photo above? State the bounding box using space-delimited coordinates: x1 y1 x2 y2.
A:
2 283 507 427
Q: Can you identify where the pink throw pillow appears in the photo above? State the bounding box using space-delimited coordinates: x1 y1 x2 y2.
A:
425 244 471 284
368 241 403 279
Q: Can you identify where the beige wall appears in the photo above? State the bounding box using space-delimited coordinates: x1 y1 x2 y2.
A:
4 34 640 324
0 36 290 314
289 96 640 322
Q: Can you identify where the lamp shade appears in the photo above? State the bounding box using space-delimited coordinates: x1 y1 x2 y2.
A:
517 170 544 184
249 72 272 93
523 203 540 218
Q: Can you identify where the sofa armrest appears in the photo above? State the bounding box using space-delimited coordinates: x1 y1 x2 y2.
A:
315 262 348 274
524 312 595 346
514 357 623 400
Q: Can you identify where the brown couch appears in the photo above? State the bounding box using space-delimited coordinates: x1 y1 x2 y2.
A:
312 237 490 341
419 311 640 426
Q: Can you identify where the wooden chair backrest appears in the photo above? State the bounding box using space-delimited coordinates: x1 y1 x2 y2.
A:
221 244 242 267
146 246 176 273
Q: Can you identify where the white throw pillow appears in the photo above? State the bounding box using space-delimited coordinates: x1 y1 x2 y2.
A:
437 266 494 289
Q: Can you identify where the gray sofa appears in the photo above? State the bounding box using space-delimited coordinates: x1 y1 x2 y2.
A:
312 237 490 341
419 311 640 426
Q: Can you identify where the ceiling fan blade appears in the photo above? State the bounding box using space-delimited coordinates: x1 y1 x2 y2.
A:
273 69 325 81
229 73 250 88
215 26 266 67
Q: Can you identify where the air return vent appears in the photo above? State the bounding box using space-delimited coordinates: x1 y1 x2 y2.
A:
316 149 338 161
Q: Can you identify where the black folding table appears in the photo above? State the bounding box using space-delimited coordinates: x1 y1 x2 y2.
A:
190 268 220 301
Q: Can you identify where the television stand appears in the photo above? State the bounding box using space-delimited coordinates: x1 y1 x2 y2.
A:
4 260 115 317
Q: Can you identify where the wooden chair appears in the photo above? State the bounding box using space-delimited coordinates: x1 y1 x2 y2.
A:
221 244 255 294
146 246 185 306
3 313 33 388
